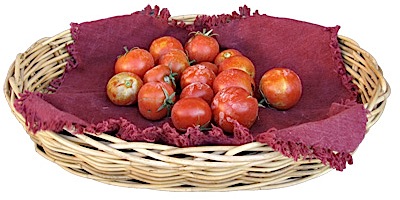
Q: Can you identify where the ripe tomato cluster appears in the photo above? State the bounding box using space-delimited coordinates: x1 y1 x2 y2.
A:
106 29 303 133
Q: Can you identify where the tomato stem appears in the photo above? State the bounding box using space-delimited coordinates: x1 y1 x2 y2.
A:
258 88 269 108
188 59 196 65
204 29 213 36
164 72 178 88
204 29 218 37
125 79 133 88
166 62 178 87
117 46 130 58
157 86 175 117
258 98 267 108
188 29 218 37
123 46 129 53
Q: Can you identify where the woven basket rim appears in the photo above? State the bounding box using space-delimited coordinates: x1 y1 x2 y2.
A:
3 14 391 191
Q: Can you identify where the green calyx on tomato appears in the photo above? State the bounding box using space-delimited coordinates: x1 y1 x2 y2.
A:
163 74 176 88
165 63 178 87
157 86 176 115
118 46 135 58
185 29 220 63
124 79 133 87
189 28 218 37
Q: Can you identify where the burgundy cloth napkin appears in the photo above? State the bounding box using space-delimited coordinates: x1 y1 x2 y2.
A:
15 5 368 171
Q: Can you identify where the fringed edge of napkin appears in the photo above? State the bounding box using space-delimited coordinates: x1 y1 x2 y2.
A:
86 118 253 147
255 101 368 171
14 91 88 134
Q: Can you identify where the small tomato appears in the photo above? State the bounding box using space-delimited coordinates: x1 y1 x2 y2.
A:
259 67 302 110
180 82 214 105
211 87 258 133
114 47 154 78
218 55 255 78
158 49 190 80
138 82 176 120
149 36 184 63
171 97 212 131
185 29 220 63
213 69 255 96
180 64 216 89
106 72 143 106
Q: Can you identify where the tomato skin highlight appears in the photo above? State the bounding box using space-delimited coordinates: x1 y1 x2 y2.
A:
106 72 143 106
213 69 255 96
211 87 258 133
198 61 219 75
180 82 214 105
185 32 220 63
180 64 216 89
259 67 302 110
214 49 242 66
171 98 212 131
114 48 154 78
143 64 176 89
149 36 184 63
138 82 176 121
218 55 256 78
158 49 190 80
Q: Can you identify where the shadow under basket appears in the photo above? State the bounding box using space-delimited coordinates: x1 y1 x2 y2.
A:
4 15 390 191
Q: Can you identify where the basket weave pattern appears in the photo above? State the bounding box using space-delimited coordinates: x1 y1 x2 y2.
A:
3 15 390 191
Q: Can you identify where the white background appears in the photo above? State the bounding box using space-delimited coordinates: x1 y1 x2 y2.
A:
1 0 398 199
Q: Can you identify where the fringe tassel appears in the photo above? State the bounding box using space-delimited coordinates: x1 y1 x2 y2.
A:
256 130 353 171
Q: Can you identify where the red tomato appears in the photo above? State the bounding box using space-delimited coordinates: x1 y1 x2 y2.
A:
198 61 219 75
180 82 214 104
180 64 216 89
214 49 242 66
218 55 255 78
213 69 255 95
138 82 176 120
143 64 176 89
171 97 212 131
114 47 154 78
158 49 190 79
149 36 184 62
185 29 220 63
211 87 258 133
106 72 143 106
259 67 302 110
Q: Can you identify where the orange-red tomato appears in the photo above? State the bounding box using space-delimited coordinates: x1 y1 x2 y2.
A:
180 82 214 105
143 64 176 89
171 97 212 131
149 36 184 63
213 69 255 95
218 55 255 78
138 82 176 120
259 67 302 110
198 61 219 75
158 49 190 79
114 47 154 78
185 30 220 63
211 87 258 133
214 49 242 66
180 64 216 89
106 72 143 106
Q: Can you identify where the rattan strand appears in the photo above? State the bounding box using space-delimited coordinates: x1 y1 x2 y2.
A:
3 15 390 191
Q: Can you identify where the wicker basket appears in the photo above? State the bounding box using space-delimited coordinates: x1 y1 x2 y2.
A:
3 15 390 191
